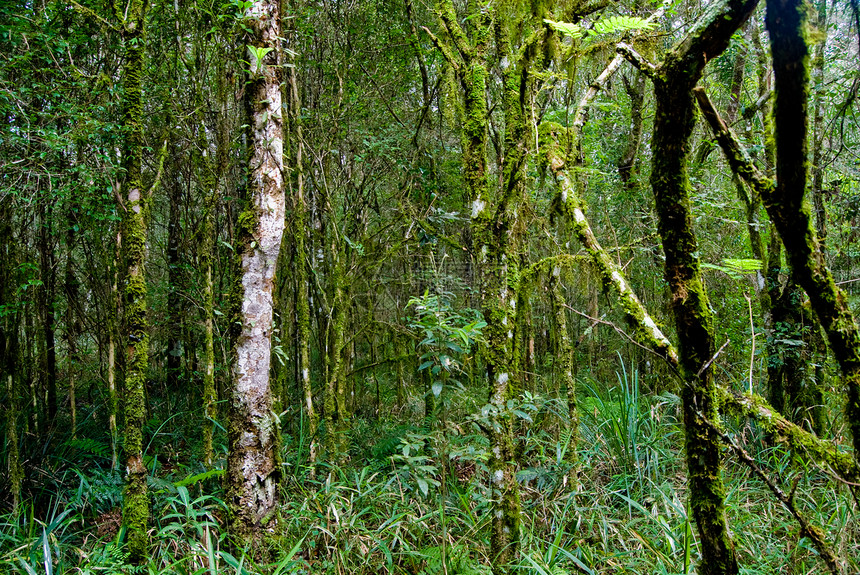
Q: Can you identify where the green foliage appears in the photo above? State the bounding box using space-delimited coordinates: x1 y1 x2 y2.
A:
591 15 657 36
408 291 485 398
390 432 441 496
579 358 680 496
701 257 763 279
544 15 656 40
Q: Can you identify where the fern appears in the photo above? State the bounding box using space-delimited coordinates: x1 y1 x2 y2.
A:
419 545 490 575
702 258 762 279
173 468 224 489
545 14 656 40
63 437 112 462
592 15 656 36
544 19 583 39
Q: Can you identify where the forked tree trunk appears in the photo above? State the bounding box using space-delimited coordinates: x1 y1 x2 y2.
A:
764 0 860 462
226 0 285 544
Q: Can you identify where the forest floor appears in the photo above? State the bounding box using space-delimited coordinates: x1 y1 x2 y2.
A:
2 366 858 574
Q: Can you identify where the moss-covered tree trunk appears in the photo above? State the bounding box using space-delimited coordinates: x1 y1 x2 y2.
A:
645 0 758 572
548 266 578 465
108 227 120 470
324 245 348 459
197 115 219 470
166 150 184 390
809 0 828 242
1 194 22 512
287 57 317 470
64 207 81 439
226 0 285 544
428 3 522 570
37 200 57 427
201 192 217 469
764 0 860 460
117 0 151 562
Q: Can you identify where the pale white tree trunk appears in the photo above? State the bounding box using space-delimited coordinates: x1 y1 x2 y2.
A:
226 0 285 541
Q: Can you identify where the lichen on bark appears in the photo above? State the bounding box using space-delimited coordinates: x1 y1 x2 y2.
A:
226 0 285 547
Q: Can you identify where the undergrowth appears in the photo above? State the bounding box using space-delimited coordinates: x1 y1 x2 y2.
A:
1 362 857 574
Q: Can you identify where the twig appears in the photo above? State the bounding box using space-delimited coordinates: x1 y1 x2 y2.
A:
564 304 681 377
696 339 729 377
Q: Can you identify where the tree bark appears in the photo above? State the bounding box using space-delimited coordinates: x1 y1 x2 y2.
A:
765 0 860 459
166 147 184 390
1 194 22 512
285 49 317 472
226 0 285 544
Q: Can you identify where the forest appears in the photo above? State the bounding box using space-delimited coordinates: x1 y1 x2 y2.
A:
1 0 860 572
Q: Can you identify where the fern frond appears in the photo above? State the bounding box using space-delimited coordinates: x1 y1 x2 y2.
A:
544 19 583 39
592 15 657 36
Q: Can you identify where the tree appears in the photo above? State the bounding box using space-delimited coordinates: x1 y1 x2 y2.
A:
225 0 286 544
113 0 156 562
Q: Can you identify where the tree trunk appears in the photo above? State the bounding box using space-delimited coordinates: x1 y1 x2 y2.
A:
226 0 285 544
549 266 578 467
1 194 22 512
38 200 57 426
108 228 120 470
118 0 151 562
65 207 81 439
287 55 317 471
166 148 183 390
764 0 860 460
643 1 759 572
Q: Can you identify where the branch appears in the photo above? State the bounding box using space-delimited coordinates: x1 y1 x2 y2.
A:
421 27 462 71
701 413 844 575
572 54 626 133
564 305 679 371
433 0 472 65
717 386 860 494
70 0 120 32
616 42 659 80
696 339 729 377
145 139 169 199
541 50 678 368
693 87 774 198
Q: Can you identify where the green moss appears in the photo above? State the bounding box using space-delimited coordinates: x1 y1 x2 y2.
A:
237 208 259 239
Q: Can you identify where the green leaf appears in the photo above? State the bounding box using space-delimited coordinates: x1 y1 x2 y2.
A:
432 381 443 397
544 18 583 39
592 15 656 36
513 409 533 422
416 477 429 496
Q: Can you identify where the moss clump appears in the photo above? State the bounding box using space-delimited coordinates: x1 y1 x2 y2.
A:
237 208 259 240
